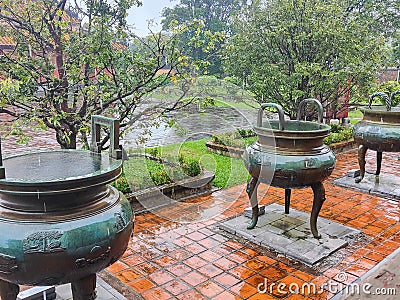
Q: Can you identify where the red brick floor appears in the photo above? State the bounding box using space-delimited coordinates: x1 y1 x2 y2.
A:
2 124 398 299
104 149 400 299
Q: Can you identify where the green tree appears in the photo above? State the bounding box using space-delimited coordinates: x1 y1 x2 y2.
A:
392 33 400 65
0 0 200 149
224 0 388 118
346 0 400 66
161 0 244 76
346 0 400 38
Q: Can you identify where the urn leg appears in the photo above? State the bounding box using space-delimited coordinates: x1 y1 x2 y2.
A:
0 280 19 300
310 182 325 239
71 274 97 300
376 151 382 176
355 145 367 183
284 189 291 214
246 176 259 229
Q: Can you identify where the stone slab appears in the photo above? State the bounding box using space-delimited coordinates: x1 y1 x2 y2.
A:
18 277 127 300
334 171 400 201
219 204 359 266
17 287 55 300
244 205 266 218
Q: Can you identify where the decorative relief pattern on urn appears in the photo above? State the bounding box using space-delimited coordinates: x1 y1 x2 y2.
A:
23 231 65 254
114 204 131 233
75 246 111 268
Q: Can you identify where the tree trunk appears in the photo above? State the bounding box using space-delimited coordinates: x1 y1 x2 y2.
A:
56 128 77 149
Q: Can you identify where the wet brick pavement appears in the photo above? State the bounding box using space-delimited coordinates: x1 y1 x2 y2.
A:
104 149 400 299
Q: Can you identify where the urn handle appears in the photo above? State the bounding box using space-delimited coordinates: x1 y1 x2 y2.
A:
257 103 285 130
90 115 122 159
296 98 324 124
368 92 391 111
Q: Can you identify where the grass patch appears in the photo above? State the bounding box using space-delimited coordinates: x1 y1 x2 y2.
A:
348 109 363 124
147 75 258 108
160 139 250 188
122 138 250 190
114 153 202 192
350 119 360 125
348 109 363 119
213 99 258 109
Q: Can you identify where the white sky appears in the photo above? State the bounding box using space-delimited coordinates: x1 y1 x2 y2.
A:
127 0 179 36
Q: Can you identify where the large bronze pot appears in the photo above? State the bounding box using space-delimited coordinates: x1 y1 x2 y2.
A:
0 116 134 300
353 91 400 183
244 99 336 238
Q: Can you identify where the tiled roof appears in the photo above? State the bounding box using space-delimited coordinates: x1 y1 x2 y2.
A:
112 42 127 51
0 36 15 46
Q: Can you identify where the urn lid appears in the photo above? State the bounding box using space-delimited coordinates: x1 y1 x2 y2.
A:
0 115 123 195
0 150 122 196
1 149 121 183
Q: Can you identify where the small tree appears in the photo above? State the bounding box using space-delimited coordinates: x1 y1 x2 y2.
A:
0 0 205 149
224 0 387 118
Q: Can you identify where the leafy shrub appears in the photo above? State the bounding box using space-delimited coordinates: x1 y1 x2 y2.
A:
324 126 353 145
111 170 131 193
329 123 342 133
212 128 255 148
212 131 242 148
145 147 161 158
235 128 255 137
179 155 202 177
149 163 171 186
113 153 202 193
223 76 241 86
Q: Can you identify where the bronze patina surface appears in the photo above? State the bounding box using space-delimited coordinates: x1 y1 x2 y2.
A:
244 99 336 238
353 91 400 183
0 116 134 300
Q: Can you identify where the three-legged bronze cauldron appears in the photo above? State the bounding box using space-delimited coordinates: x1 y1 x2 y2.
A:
0 116 134 299
353 91 400 183
244 99 336 238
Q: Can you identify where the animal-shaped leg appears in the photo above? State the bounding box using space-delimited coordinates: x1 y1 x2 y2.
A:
355 145 367 183
284 189 291 214
246 176 260 229
310 182 325 239
376 151 382 175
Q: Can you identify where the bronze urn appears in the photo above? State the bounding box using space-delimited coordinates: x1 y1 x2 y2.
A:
243 99 336 238
353 91 400 183
0 116 134 300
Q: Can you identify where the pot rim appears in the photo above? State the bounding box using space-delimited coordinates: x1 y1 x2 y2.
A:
254 120 330 139
0 150 122 193
360 106 400 115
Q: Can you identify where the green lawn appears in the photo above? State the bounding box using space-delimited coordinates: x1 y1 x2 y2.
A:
147 75 258 108
157 138 252 188
348 109 363 124
123 138 253 190
213 99 258 109
348 109 363 119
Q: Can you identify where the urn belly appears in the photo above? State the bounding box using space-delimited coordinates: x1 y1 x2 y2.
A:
0 149 134 299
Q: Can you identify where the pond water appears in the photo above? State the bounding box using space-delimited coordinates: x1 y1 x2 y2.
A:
122 105 258 149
